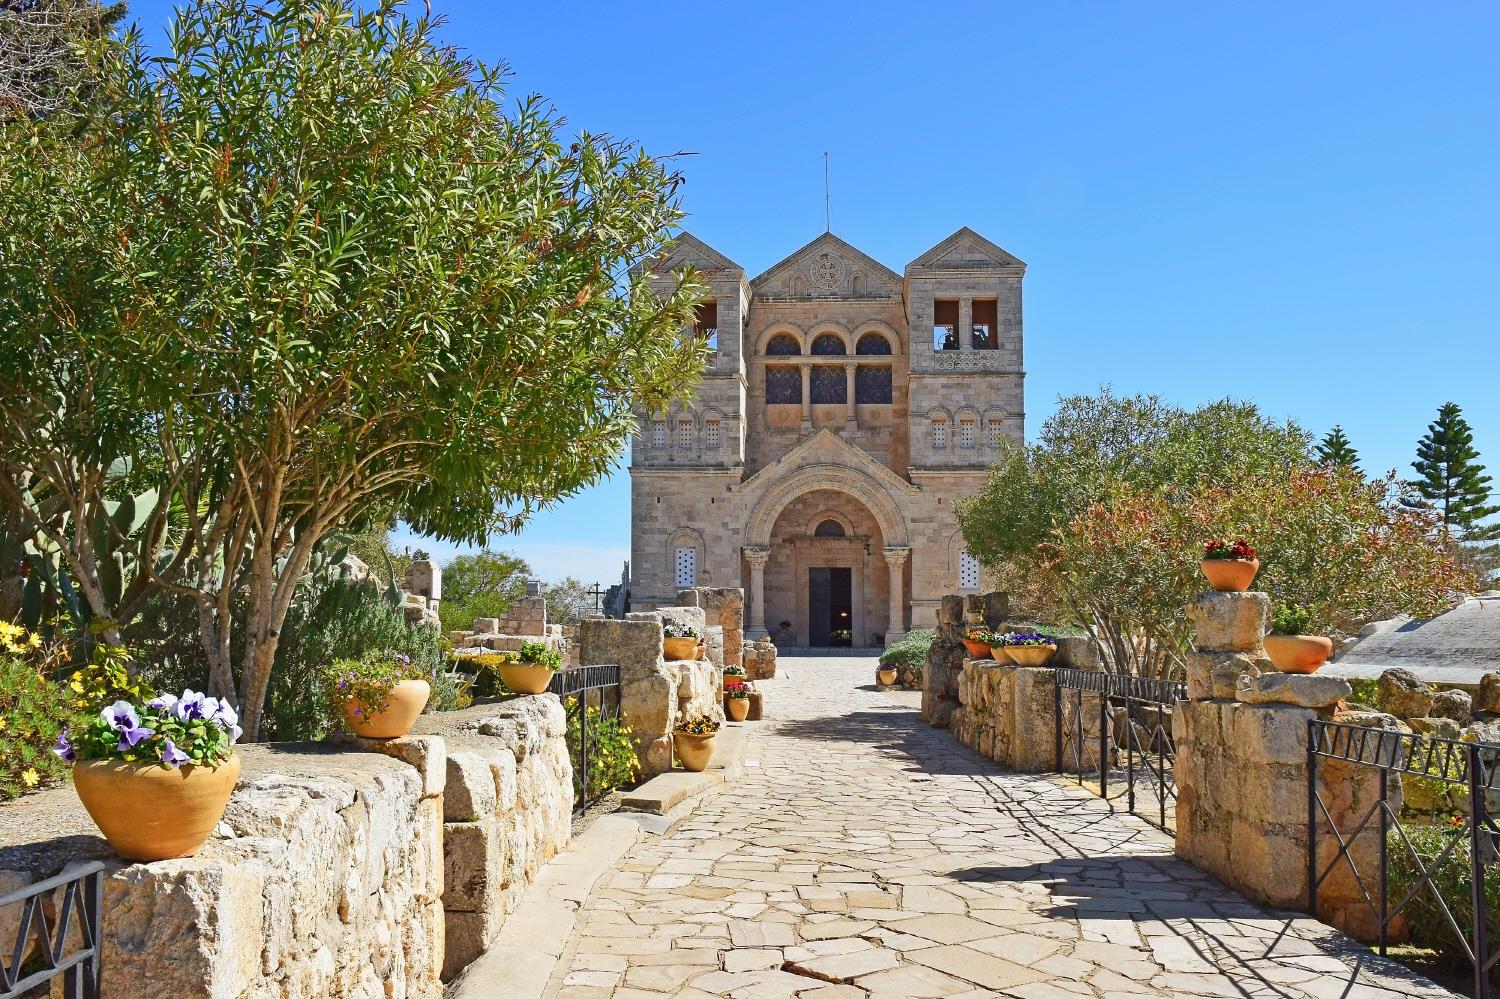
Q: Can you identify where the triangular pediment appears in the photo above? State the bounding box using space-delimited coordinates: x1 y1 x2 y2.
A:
751 233 903 298
646 231 742 276
739 429 918 497
907 227 1026 271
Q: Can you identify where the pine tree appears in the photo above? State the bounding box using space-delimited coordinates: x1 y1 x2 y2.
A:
1410 402 1500 543
1315 425 1361 472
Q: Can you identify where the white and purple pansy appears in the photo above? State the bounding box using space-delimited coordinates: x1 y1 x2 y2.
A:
102 700 155 750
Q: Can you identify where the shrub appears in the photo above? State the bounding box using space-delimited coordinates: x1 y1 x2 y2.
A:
265 577 464 741
1347 677 1379 707
0 624 72 799
1271 603 1315 636
880 629 934 669
1386 821 1500 976
567 700 637 802
452 651 514 698
518 642 563 670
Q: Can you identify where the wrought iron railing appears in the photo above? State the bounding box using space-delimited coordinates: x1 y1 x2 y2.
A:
1 861 104 999
1308 720 1500 999
548 665 624 814
1053 668 1186 831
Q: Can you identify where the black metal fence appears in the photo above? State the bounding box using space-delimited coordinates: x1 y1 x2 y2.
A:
1308 720 1500 999
1053 668 1186 831
1 861 104 999
548 664 623 814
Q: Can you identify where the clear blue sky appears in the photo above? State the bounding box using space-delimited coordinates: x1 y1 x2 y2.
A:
129 1 1500 583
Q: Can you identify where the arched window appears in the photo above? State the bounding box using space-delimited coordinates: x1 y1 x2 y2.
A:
810 366 846 404
704 417 721 449
694 300 719 351
959 550 981 590
677 418 693 449
855 333 892 355
855 366 892 404
811 333 846 356
765 333 800 356
851 274 865 296
958 416 976 449
931 414 949 449
986 412 1006 450
814 519 846 538
766 366 801 403
651 418 666 449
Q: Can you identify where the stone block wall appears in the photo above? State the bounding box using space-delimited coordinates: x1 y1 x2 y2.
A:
744 638 777 680
580 613 723 779
922 591 1008 728
0 699 575 997
411 697 573 979
1173 590 1394 940
677 586 744 669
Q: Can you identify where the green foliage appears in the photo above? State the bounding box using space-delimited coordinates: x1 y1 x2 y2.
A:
663 622 701 639
1411 402 1500 542
543 577 601 627
0 626 71 799
1315 425 1361 472
451 651 514 698
1347 677 1379 706
518 642 562 671
440 550 532 632
0 0 706 738
880 628 935 669
265 577 462 741
1386 821 1500 975
69 691 238 767
1270 603 1315 636
566 699 638 802
958 389 1473 677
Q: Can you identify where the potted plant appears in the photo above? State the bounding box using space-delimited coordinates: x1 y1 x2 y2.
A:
1264 603 1332 673
876 663 897 686
962 627 993 659
674 715 721 772
54 690 242 861
998 632 1058 667
324 651 432 738
723 663 747 681
1200 539 1260 592
500 641 562 695
663 623 702 661
725 681 751 721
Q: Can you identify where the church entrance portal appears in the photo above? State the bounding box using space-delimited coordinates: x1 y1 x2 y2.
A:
808 567 853 647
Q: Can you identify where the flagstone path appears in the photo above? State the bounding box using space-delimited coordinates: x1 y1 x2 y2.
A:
544 655 1454 998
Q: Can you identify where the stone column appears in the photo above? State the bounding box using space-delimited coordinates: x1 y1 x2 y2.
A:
881 546 909 643
799 365 811 430
744 546 771 639
843 362 857 429
959 298 973 352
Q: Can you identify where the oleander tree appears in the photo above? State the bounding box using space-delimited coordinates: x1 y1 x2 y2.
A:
0 0 705 737
958 390 1473 677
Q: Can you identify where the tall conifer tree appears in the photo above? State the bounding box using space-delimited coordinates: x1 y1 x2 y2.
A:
1315 425 1361 472
1410 402 1500 543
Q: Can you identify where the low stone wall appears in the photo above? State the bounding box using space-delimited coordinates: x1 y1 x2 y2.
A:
677 587 744 670
579 611 722 779
411 697 573 980
0 697 574 997
0 742 445 998
744 638 777 680
924 593 1009 727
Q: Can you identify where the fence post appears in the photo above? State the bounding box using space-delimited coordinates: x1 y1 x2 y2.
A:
1306 718 1318 918
1469 742 1489 999
1054 679 1063 772
1098 685 1109 800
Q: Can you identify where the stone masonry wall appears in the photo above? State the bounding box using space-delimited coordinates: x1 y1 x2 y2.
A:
411 697 573 980
0 698 575 997
922 591 1007 728
1173 590 1393 940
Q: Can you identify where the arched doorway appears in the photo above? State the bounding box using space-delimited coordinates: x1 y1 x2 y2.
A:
762 490 886 649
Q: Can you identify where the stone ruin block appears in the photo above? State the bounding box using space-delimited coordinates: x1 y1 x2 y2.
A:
678 587 745 668
1188 591 1269 653
406 559 442 603
1185 650 1264 700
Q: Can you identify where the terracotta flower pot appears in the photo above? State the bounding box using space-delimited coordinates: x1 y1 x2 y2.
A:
1201 558 1260 592
675 732 716 772
727 698 750 721
498 663 554 696
961 638 993 659
344 679 430 738
1264 634 1332 674
876 667 897 687
664 636 699 661
1006 645 1057 668
73 753 241 861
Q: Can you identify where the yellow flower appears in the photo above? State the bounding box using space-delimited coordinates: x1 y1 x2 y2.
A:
25 633 41 649
0 718 7 731
21 769 39 787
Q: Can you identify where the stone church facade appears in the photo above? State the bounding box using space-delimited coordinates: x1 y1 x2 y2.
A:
629 228 1025 648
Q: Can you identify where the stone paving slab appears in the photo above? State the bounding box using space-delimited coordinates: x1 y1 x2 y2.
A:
542 656 1456 998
